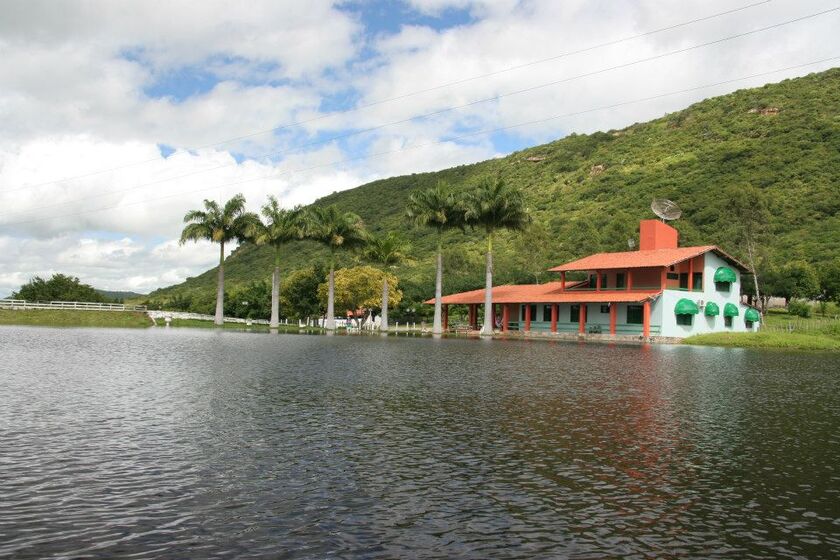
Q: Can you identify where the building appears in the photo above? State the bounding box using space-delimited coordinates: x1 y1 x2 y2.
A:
429 220 760 339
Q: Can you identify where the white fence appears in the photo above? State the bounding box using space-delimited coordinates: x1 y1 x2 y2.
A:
147 310 269 325
0 299 147 312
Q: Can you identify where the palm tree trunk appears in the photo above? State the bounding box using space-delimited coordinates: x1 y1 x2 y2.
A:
325 260 336 330
746 239 762 315
270 250 280 328
432 242 443 335
214 241 225 326
381 277 389 332
480 233 494 336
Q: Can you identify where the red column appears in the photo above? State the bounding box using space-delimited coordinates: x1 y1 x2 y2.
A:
443 304 449 331
609 303 617 335
502 304 510 332
578 304 586 334
660 268 667 290
561 271 566 291
524 304 531 332
688 259 694 291
550 304 558 333
595 271 601 292
627 269 633 291
643 301 651 338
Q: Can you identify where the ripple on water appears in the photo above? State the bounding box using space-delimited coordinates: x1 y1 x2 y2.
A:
1 326 839 559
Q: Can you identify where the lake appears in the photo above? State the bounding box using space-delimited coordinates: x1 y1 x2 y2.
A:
1 326 838 559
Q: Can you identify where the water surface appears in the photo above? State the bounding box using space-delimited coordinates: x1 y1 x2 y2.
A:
1 326 838 559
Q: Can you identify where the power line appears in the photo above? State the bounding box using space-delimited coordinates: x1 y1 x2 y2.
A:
2 54 836 229
2 5 835 213
4 0 773 192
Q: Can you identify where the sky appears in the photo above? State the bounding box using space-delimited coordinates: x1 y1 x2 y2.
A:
1 0 838 297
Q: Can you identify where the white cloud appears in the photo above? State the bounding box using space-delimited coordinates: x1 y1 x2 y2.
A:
0 234 236 297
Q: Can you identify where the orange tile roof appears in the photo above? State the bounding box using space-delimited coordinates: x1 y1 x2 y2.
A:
548 245 726 272
425 282 661 305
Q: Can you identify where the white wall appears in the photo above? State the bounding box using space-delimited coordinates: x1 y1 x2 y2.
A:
655 252 759 338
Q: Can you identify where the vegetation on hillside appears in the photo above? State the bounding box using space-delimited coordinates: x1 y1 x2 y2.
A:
147 68 840 319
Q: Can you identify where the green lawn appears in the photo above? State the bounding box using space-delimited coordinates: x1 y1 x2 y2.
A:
0 309 153 328
684 310 840 351
683 331 840 351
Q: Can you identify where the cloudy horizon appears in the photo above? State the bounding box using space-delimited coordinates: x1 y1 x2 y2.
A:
1 0 838 297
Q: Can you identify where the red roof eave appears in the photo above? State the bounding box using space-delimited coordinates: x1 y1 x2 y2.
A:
425 287 661 305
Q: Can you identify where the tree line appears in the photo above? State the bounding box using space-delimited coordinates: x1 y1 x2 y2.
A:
178 177 530 332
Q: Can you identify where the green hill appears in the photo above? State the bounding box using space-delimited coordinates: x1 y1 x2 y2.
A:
147 68 840 314
97 289 146 301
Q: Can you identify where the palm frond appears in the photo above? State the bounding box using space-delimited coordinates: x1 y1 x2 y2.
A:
405 181 465 233
464 176 531 234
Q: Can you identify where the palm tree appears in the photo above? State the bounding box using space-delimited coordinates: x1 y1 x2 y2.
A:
248 196 306 328
464 177 530 336
180 193 259 326
305 205 367 330
405 182 465 335
365 232 410 332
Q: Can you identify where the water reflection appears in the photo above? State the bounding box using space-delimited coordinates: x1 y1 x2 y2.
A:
0 326 838 559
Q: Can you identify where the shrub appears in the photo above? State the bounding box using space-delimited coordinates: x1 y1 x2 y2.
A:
788 299 811 318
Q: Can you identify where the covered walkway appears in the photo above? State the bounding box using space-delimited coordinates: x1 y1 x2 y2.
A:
425 282 661 337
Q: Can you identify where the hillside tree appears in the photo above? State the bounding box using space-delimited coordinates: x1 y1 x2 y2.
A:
464 177 531 335
180 194 259 325
405 182 465 335
305 205 367 330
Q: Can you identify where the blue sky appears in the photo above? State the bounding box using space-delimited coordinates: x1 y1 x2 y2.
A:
1 0 838 295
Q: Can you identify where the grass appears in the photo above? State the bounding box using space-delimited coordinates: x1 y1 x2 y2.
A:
684 309 840 351
683 331 840 351
0 309 153 328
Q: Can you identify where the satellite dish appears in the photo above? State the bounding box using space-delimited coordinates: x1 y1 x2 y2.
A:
651 198 682 221
627 238 636 249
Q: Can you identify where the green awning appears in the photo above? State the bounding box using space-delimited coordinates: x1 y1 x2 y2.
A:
675 298 700 315
705 302 720 316
745 308 760 322
723 303 740 317
714 266 737 283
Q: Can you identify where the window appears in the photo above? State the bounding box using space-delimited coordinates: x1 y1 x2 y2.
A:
588 275 596 289
679 273 689 289
616 273 625 289
598 305 609 314
570 305 580 323
601 273 608 289
669 265 675 271
676 314 693 326
543 305 553 321
667 272 679 280
746 320 754 328
692 272 703 291
520 304 537 321
627 305 643 324
716 281 731 292
725 316 733 327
